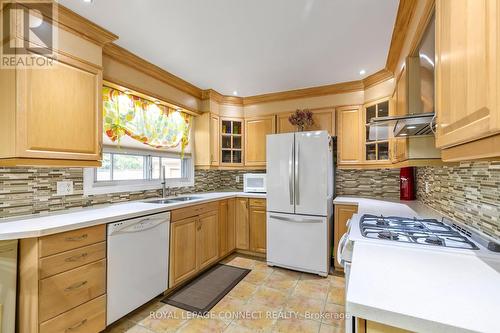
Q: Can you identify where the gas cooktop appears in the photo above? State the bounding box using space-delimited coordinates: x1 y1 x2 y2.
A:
359 214 479 250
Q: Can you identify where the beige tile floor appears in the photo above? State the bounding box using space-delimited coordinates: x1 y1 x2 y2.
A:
104 254 346 333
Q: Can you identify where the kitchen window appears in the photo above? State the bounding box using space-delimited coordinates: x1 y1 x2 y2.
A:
84 148 194 195
83 86 194 195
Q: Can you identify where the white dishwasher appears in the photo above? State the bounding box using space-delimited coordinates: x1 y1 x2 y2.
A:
107 211 170 325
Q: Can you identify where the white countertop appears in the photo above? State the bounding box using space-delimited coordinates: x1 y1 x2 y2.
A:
333 196 444 219
348 242 500 333
0 192 265 240
335 196 500 333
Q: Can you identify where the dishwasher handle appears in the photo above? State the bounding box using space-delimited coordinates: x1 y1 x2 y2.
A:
108 212 170 235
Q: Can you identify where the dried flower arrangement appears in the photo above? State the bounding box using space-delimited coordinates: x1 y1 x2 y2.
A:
288 109 314 131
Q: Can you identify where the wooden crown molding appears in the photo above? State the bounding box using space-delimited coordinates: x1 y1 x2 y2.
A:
385 0 419 73
362 69 394 89
241 80 365 106
103 43 203 99
202 68 394 107
15 2 118 46
201 89 243 106
56 4 118 46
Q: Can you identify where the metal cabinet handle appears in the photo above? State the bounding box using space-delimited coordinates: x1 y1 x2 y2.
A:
65 280 88 292
65 234 88 242
289 141 294 205
295 141 300 205
65 319 87 332
64 253 88 262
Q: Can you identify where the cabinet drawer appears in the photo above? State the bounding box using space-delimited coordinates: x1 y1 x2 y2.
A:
39 295 106 333
39 259 106 322
171 202 219 221
39 225 105 258
39 242 106 279
249 198 266 208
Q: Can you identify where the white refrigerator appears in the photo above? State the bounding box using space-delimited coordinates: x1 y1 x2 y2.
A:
266 131 333 276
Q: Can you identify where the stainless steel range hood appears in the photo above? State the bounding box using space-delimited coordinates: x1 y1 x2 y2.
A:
368 112 435 139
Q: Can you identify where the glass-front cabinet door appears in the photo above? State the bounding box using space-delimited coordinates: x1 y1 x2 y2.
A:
364 100 390 162
221 118 243 165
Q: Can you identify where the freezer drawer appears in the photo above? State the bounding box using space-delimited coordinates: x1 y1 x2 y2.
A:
266 212 329 276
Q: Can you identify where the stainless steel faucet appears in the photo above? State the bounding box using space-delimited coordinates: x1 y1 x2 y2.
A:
161 166 168 198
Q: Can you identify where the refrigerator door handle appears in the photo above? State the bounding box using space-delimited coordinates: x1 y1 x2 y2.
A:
269 215 322 223
295 140 300 205
289 141 294 205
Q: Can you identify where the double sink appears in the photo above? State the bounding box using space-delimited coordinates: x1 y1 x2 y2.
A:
146 196 202 204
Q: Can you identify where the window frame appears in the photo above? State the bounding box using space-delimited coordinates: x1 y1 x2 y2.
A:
83 146 194 196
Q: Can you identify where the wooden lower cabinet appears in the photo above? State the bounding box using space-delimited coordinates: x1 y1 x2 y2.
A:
39 295 106 333
169 203 220 287
249 199 267 254
334 204 358 271
169 216 198 287
197 210 219 270
219 199 236 257
18 225 106 333
235 198 250 250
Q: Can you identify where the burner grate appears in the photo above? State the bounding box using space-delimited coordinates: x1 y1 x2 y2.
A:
359 214 479 250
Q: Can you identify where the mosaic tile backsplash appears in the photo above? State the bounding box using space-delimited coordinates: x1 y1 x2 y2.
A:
335 168 401 199
416 161 500 240
0 168 262 220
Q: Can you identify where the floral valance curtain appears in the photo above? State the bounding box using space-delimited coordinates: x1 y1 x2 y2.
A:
103 87 192 155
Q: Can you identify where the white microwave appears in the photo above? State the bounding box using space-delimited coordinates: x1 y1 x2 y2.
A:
243 173 267 193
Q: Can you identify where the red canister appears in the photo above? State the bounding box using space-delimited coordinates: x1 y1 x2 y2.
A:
400 167 415 201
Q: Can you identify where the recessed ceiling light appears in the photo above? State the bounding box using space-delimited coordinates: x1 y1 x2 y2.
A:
359 69 366 75
400 133 408 136
407 126 417 129
124 90 131 95
233 91 238 96
154 100 160 105
82 0 93 3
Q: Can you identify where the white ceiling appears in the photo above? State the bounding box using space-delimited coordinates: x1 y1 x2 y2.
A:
60 0 399 97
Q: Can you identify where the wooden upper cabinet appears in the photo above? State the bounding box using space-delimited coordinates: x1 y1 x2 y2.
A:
277 108 336 135
436 0 500 149
244 116 276 166
210 114 220 166
0 51 103 167
396 67 408 116
337 106 362 164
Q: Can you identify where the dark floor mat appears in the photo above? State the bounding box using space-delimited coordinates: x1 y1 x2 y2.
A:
162 264 250 314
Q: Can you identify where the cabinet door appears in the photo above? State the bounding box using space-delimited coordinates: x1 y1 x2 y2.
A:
277 113 296 133
244 116 275 166
219 200 229 257
210 114 220 165
334 204 358 270
391 86 409 163
235 198 249 250
16 52 102 161
277 109 335 135
197 211 219 271
170 217 197 287
436 0 499 148
227 198 236 252
308 109 336 135
337 106 362 164
249 204 267 254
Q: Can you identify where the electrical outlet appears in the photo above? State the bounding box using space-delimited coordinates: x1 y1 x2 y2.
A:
236 175 240 183
425 181 430 194
57 181 74 196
